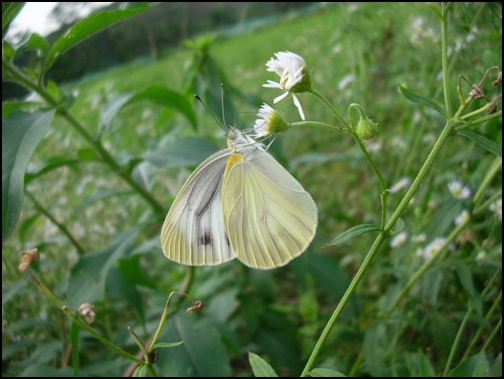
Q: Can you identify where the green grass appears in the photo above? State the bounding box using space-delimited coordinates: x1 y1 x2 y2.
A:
2 2 502 377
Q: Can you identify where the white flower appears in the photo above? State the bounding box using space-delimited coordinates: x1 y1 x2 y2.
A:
389 178 411 194
476 251 486 261
253 103 289 138
264 51 311 120
448 180 471 200
338 74 355 90
411 234 427 243
390 232 408 248
421 237 446 260
489 198 502 221
455 210 470 225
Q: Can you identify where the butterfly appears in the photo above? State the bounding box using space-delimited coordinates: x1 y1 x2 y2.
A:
161 126 317 269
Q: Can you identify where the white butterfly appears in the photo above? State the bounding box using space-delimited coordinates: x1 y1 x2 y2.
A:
161 127 317 269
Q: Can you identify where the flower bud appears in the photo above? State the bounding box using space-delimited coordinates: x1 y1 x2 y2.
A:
253 103 290 137
356 116 379 140
78 303 96 324
18 248 38 272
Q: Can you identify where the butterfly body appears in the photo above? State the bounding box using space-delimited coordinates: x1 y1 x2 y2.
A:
161 127 317 269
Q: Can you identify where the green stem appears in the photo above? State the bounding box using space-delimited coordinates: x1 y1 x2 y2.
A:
442 303 472 376
302 86 466 379
383 218 468 317
463 290 502 359
441 3 452 118
26 191 85 255
309 88 351 130
290 121 347 133
2 58 165 216
481 318 502 353
301 233 386 376
472 156 502 211
27 269 144 365
454 110 502 132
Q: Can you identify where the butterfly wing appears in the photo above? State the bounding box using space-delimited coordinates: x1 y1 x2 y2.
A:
161 149 236 266
221 148 317 269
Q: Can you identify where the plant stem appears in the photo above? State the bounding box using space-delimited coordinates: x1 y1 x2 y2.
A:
26 190 85 255
2 58 165 216
443 303 472 376
27 269 144 365
441 3 452 118
302 22 468 373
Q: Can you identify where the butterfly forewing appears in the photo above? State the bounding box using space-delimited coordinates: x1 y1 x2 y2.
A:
161 149 236 266
221 146 317 269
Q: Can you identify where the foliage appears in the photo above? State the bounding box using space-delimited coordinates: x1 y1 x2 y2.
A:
2 2 502 377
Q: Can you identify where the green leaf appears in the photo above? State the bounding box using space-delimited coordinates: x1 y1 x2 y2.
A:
309 367 347 377
2 101 46 118
145 137 219 168
44 7 149 73
398 84 445 117
325 223 380 247
249 352 279 377
2 2 25 38
14 32 50 56
132 365 148 377
417 350 436 377
2 110 55 245
151 341 184 349
390 218 405 235
157 315 231 376
67 228 138 308
124 87 197 130
448 352 489 377
70 322 80 376
100 87 197 132
25 156 79 183
458 130 502 156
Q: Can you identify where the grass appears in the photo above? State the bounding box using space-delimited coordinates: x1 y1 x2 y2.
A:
2 2 502 377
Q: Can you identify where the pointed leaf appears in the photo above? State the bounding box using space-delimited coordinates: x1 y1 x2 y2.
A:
309 368 346 377
2 110 55 244
67 228 138 308
458 130 502 156
325 224 380 247
157 315 231 376
123 87 197 130
249 352 279 377
398 84 445 117
2 2 25 38
44 7 149 72
145 137 219 168
151 341 184 349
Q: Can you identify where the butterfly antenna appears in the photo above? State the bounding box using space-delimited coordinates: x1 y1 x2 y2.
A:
220 83 227 128
194 94 226 132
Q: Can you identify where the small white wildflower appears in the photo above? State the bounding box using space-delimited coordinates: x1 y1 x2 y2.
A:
264 51 311 120
411 234 427 243
389 178 411 194
422 237 446 260
448 180 471 200
253 103 289 138
338 74 355 90
390 232 408 248
476 251 486 261
489 198 502 221
455 210 470 225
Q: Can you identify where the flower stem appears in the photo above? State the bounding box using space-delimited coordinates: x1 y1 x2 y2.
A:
443 302 472 376
27 269 144 365
2 58 165 216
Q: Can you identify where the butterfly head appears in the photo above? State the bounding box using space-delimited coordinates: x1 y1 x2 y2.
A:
226 127 259 152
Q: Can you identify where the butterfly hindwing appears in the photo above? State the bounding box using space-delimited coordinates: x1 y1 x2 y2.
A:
221 146 317 269
161 149 235 266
